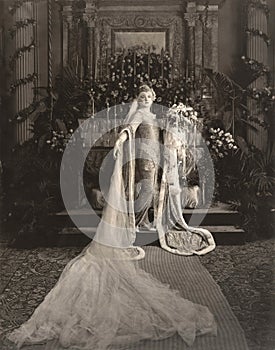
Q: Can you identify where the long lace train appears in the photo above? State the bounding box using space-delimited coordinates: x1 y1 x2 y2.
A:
7 241 217 350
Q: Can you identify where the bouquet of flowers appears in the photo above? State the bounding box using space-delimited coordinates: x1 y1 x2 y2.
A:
167 102 200 128
206 128 237 159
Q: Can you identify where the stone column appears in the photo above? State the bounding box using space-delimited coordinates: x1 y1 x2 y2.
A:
13 1 37 144
184 2 199 83
59 0 74 68
247 2 269 150
83 1 98 81
201 6 219 72
185 2 219 84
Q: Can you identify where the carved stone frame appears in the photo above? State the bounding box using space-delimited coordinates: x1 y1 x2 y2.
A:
111 28 170 53
97 15 184 79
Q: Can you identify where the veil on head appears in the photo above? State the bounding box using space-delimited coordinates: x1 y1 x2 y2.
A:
124 99 138 124
124 84 156 124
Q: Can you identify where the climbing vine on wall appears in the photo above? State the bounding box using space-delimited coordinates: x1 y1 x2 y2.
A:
8 0 38 122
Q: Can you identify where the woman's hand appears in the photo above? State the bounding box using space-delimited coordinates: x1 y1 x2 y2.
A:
113 132 128 159
113 139 122 159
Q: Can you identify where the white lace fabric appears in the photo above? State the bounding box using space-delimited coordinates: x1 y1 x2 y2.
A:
7 241 217 350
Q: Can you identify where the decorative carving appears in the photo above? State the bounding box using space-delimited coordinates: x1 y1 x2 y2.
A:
61 5 74 29
83 1 98 27
184 2 199 27
184 13 199 27
134 16 147 27
102 15 178 29
83 13 97 28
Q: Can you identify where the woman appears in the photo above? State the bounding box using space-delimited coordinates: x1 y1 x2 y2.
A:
6 85 217 350
111 84 216 256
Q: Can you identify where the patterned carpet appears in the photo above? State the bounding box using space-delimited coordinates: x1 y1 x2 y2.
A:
200 239 275 350
0 239 273 349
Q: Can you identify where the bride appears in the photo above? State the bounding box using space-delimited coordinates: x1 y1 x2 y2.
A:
6 85 217 350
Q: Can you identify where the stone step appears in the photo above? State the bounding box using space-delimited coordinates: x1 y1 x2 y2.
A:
202 226 245 245
49 204 241 228
57 225 245 247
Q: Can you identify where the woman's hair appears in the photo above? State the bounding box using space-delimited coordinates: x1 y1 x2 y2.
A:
138 84 156 101
125 84 156 122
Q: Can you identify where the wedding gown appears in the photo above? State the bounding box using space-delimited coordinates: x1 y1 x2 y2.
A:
6 107 217 349
7 239 217 350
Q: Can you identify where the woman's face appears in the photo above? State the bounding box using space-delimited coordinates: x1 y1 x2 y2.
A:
137 91 154 108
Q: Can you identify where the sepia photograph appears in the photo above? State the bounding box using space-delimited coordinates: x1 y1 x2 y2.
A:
0 0 274 349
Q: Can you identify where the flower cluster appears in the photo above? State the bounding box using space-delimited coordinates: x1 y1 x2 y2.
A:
245 28 271 46
9 19 36 38
241 55 272 86
241 55 270 81
248 0 270 16
241 56 269 73
206 128 237 159
46 130 74 153
8 0 34 15
167 102 200 127
9 40 36 70
248 86 274 99
247 87 275 114
10 100 40 123
108 46 173 83
9 73 37 93
247 115 268 128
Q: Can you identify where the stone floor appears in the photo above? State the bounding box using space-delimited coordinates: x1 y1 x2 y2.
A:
0 238 274 350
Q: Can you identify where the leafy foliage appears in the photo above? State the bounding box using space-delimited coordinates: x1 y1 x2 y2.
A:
3 139 64 247
220 142 275 238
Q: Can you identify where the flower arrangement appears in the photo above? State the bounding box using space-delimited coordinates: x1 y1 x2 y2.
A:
206 128 237 159
108 45 172 83
247 86 275 115
245 28 271 46
167 102 201 128
91 47 194 113
46 129 75 153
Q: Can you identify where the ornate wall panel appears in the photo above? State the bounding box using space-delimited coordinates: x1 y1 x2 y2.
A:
96 14 185 79
56 1 220 84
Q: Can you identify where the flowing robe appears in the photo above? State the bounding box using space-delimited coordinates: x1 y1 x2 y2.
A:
95 108 216 256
